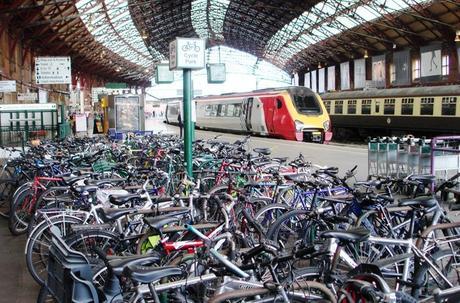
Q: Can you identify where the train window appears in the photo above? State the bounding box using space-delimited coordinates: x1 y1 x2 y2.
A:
384 99 395 115
420 97 434 115
210 105 218 117
401 98 414 115
375 100 380 113
334 101 343 114
205 105 212 116
227 104 235 116
233 104 242 117
324 101 331 113
293 95 320 114
361 100 371 115
276 99 283 109
218 104 227 117
347 100 357 114
442 97 456 116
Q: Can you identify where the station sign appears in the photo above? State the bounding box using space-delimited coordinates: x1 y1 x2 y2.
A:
17 92 38 101
35 57 71 85
169 38 205 70
0 80 16 92
0 103 56 112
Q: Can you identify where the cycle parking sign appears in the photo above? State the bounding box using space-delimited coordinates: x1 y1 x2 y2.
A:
169 38 205 70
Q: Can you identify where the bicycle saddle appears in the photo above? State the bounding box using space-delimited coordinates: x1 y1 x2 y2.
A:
62 174 91 185
86 178 126 186
123 265 182 284
253 147 271 155
109 255 161 276
409 174 436 184
72 185 99 193
273 157 288 163
144 214 182 231
320 227 370 244
109 193 142 205
398 196 438 209
97 207 138 222
283 173 310 183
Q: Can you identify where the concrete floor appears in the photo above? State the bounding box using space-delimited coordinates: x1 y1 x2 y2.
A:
0 219 39 303
0 123 368 302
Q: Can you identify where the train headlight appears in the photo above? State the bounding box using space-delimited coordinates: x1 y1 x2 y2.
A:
323 120 330 131
295 120 304 132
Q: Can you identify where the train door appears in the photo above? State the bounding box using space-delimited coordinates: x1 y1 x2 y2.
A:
264 98 275 134
240 97 253 131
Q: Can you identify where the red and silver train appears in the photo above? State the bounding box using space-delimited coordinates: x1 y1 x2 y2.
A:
165 87 332 143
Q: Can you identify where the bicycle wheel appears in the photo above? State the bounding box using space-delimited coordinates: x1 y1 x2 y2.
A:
412 249 460 299
267 209 330 252
254 203 291 233
65 229 123 269
9 187 34 235
0 175 16 218
26 215 83 285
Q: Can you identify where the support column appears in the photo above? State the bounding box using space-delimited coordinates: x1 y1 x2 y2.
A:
183 69 193 177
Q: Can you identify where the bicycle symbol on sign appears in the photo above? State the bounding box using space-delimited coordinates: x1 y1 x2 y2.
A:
182 41 200 52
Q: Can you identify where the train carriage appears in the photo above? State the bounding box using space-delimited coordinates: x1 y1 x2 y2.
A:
321 85 460 137
166 86 332 143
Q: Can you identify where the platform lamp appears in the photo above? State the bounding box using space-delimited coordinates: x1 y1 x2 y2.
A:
364 50 369 59
455 30 460 43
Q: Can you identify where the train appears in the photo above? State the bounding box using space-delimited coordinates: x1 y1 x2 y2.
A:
165 87 332 143
321 85 460 138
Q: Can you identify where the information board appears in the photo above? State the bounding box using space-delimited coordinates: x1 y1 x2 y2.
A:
207 63 226 83
0 80 16 92
156 64 175 83
35 57 71 84
17 92 38 101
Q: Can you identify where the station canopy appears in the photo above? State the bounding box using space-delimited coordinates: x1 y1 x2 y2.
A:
3 0 459 85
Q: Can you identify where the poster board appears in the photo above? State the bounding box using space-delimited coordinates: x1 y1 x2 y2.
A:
340 61 350 90
318 68 325 93
421 44 442 81
327 66 335 91
75 114 87 132
372 55 386 88
393 50 411 85
354 59 366 89
304 72 311 89
311 70 317 93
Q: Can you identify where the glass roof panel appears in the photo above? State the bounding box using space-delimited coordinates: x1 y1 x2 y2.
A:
191 0 230 40
264 0 425 67
76 0 162 67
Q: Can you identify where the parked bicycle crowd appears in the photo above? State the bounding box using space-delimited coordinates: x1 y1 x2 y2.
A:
0 133 459 302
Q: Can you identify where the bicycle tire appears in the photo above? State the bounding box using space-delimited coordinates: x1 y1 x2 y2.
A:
254 203 291 232
65 229 123 267
412 249 460 299
26 215 83 285
208 280 336 303
267 209 329 251
36 285 57 303
8 187 34 235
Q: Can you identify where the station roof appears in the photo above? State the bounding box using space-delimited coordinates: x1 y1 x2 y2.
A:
2 0 459 85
